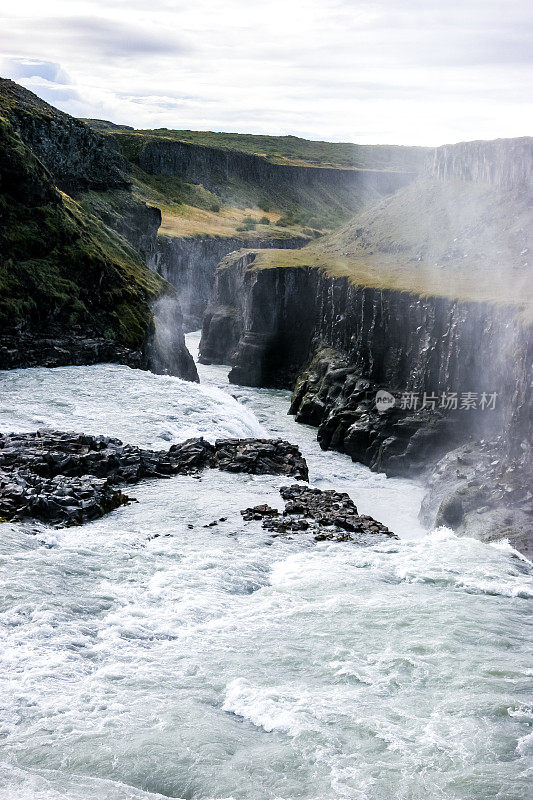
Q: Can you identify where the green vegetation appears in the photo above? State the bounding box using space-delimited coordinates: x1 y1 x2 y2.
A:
222 177 533 319
125 129 428 172
0 114 167 346
106 129 422 235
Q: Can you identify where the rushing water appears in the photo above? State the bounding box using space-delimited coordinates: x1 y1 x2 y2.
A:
0 333 531 800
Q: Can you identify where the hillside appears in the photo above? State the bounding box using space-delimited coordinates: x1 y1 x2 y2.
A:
233 142 532 316
99 129 422 235
0 78 196 378
120 129 429 171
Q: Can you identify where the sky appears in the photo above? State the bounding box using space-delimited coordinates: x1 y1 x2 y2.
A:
0 0 532 145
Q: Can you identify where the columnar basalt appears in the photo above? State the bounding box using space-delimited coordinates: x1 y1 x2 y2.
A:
199 255 532 551
150 235 309 331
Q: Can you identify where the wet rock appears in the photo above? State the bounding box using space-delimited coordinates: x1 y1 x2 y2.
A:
212 438 309 481
0 430 308 527
241 504 279 521
421 439 533 558
241 484 396 544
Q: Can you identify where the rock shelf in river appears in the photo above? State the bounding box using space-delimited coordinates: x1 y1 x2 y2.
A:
241 484 397 543
0 430 308 526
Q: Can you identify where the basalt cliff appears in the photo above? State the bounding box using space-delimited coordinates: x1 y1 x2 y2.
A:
200 138 533 555
1 78 420 376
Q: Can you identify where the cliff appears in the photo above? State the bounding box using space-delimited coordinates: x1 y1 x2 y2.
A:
137 137 413 196
132 128 429 171
0 79 128 195
199 137 533 553
114 132 416 231
428 137 533 189
151 234 309 331
0 79 197 380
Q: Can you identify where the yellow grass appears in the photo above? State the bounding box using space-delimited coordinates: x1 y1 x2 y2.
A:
157 204 290 239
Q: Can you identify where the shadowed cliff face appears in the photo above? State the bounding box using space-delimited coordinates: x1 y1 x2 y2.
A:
199 240 532 552
139 138 414 196
151 235 310 331
201 257 530 436
0 78 197 381
0 79 129 195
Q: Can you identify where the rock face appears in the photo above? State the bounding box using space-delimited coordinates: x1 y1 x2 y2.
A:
150 235 309 331
200 256 319 381
421 439 533 560
0 79 197 380
146 296 199 382
0 334 148 371
428 137 533 189
138 138 414 203
0 430 308 526
84 191 162 265
241 484 396 543
1 79 128 194
199 254 533 551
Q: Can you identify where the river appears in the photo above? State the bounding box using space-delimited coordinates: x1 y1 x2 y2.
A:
0 331 531 800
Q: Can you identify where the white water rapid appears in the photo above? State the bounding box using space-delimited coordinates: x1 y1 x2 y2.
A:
0 332 531 800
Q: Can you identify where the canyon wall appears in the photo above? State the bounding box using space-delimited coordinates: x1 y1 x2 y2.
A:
427 136 533 189
199 252 532 552
0 79 197 380
150 235 309 330
139 138 414 199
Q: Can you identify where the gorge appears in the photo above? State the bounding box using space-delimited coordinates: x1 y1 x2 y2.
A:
0 76 532 800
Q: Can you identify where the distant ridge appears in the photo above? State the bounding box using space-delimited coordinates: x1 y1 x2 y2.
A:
81 118 134 132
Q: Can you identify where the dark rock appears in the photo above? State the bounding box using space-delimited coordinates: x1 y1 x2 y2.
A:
241 504 279 521
212 438 308 481
0 430 308 527
201 251 532 553
241 484 396 543
151 235 309 333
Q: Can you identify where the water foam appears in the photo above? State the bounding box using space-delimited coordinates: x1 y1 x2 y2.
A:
1 359 532 800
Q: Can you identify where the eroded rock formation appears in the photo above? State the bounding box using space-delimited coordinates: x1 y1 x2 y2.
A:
0 430 308 526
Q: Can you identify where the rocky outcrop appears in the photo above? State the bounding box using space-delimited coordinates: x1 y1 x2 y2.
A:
428 137 533 189
138 138 414 200
1 79 128 194
200 255 319 380
150 235 309 331
0 79 197 381
421 439 533 559
203 259 530 458
242 484 396 543
199 254 532 550
0 430 308 526
146 295 199 381
83 191 162 264
0 333 147 371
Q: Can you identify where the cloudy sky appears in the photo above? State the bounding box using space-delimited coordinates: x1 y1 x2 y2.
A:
1 0 531 145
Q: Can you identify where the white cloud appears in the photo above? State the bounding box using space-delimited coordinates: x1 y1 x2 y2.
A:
0 0 531 144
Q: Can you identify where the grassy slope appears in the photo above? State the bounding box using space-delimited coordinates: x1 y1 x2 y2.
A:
127 165 310 241
126 129 428 171
225 177 533 318
107 130 423 237
0 113 166 346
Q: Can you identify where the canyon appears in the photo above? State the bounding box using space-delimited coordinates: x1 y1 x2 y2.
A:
1 77 531 554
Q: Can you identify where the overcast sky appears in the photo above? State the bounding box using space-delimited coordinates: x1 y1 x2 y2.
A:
1 0 531 145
